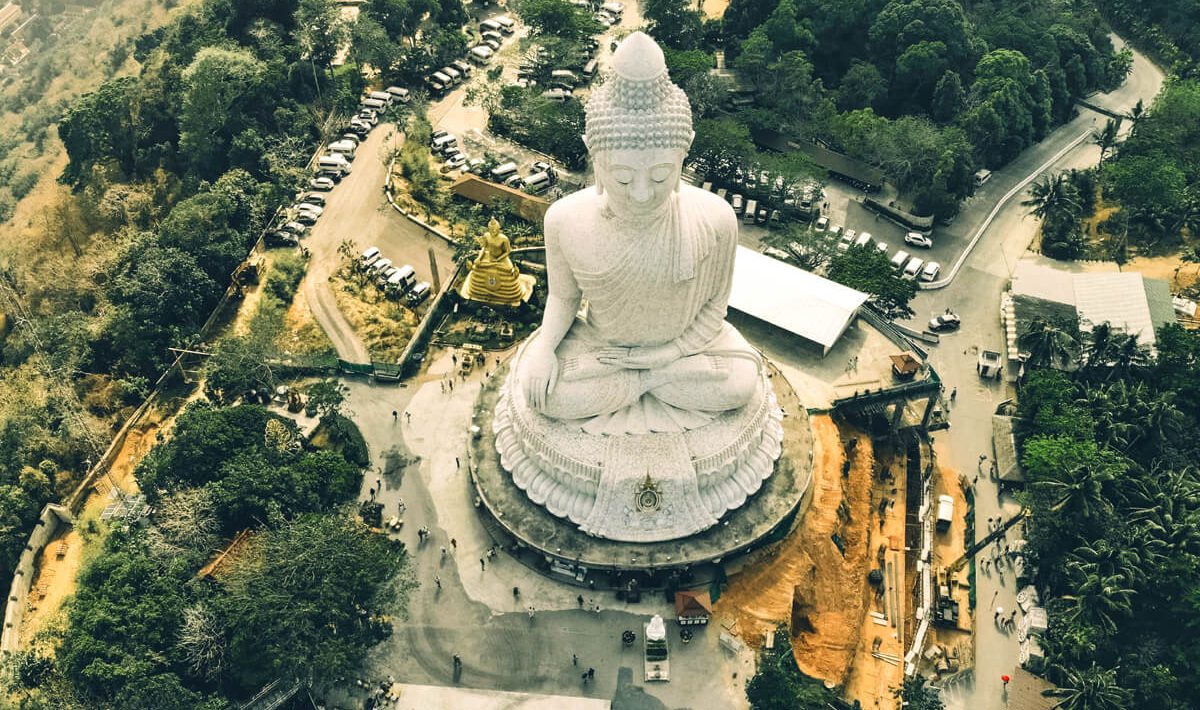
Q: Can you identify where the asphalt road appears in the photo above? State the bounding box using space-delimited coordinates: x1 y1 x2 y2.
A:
904 36 1163 710
294 120 457 363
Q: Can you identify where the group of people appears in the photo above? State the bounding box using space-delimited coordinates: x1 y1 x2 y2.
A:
352 675 399 708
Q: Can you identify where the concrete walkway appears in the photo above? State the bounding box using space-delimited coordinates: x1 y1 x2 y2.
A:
338 347 755 709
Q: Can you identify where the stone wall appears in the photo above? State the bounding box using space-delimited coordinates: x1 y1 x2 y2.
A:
1 504 72 653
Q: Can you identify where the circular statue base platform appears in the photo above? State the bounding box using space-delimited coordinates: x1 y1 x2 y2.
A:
470 362 814 579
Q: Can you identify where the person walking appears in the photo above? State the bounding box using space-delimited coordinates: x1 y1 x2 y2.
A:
441 546 447 559
376 477 382 492
480 558 486 571
512 586 520 599
405 411 411 424
950 387 957 402
572 654 578 666
451 538 457 551
368 487 376 502
577 594 584 608
587 668 595 681
392 410 398 422
435 576 441 590
455 457 461 469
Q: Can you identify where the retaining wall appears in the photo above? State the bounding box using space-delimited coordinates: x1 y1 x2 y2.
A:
1 505 72 653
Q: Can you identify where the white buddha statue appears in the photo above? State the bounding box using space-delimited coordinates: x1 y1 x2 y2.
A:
493 33 784 542
515 31 761 435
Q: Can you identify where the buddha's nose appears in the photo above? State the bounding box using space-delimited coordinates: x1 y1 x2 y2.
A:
630 177 652 203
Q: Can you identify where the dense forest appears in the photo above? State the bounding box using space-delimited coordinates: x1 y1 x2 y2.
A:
5 402 412 707
1015 321 1200 709
0 0 466 603
655 0 1129 217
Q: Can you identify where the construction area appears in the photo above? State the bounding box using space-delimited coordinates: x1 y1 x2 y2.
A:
714 410 962 710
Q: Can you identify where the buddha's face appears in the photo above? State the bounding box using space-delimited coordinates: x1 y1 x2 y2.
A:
593 147 684 217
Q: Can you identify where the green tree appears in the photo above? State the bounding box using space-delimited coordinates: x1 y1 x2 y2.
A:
512 0 599 40
1022 173 1081 225
930 70 963 123
836 61 886 111
895 676 944 710
1092 118 1119 165
1043 663 1133 710
179 47 266 178
294 0 349 70
1017 316 1079 371
307 378 348 421
643 0 702 50
826 245 918 320
216 513 414 690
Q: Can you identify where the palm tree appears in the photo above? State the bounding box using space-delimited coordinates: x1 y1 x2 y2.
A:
1034 456 1118 522
1057 571 1136 635
1081 322 1116 374
1108 332 1150 381
1043 663 1132 710
1065 540 1145 587
1023 173 1081 224
1018 317 1080 371
1091 118 1119 165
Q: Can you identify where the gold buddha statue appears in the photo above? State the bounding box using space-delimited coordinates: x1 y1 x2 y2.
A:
460 218 534 307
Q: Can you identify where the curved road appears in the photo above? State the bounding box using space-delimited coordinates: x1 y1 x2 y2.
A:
298 122 457 364
909 36 1163 710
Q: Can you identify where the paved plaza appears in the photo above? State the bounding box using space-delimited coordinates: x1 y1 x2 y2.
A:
338 348 757 709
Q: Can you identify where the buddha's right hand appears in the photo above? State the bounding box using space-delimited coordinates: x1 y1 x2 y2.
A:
522 345 559 411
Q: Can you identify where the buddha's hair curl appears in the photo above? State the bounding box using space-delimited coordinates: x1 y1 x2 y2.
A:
584 32 693 153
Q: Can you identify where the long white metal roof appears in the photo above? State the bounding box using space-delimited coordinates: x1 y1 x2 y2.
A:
730 246 868 349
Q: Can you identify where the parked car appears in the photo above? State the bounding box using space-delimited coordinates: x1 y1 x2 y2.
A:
295 211 319 225
730 193 745 214
836 231 854 252
360 246 381 267
829 224 844 238
902 257 924 280
815 216 829 232
296 203 324 217
310 176 336 191
482 38 501 51
920 261 941 282
874 241 888 254
266 231 298 247
407 281 432 306
904 231 933 248
300 193 326 207
281 221 307 237
481 30 504 43
315 170 343 184
541 88 571 101
443 154 468 171
928 312 961 332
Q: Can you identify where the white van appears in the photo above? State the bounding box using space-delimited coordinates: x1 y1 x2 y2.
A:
493 15 515 33
890 250 911 271
743 199 758 223
490 161 518 180
920 261 941 282
853 231 872 249
522 172 552 194
368 90 393 104
902 257 924 279
361 97 387 111
386 86 410 102
407 281 432 305
360 246 381 268
328 140 357 159
431 134 458 153
431 71 452 86
370 258 393 279
440 66 462 84
601 2 624 16
550 69 579 86
479 18 502 33
582 59 598 80
469 46 493 64
974 169 992 187
387 264 417 295
317 154 351 175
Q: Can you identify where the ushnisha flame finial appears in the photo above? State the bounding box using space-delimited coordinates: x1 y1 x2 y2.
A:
584 31 693 153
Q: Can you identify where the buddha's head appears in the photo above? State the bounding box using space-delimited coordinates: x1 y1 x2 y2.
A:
584 32 694 218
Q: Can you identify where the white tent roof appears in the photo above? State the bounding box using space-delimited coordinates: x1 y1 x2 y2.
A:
730 246 868 349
